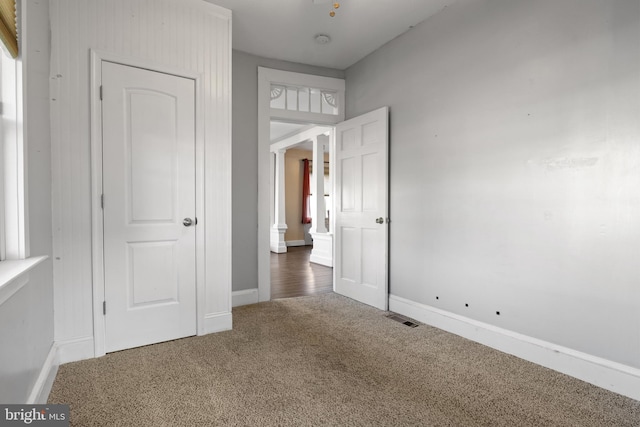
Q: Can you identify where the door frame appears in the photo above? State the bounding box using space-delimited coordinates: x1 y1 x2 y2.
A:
90 50 205 357
257 68 345 302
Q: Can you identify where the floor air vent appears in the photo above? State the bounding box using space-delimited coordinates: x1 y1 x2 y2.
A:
386 313 419 328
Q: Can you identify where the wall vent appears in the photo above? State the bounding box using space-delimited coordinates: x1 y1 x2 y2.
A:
386 313 419 328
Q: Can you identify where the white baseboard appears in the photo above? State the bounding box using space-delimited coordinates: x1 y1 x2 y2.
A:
56 336 95 365
286 240 307 247
201 311 232 334
309 253 332 267
232 288 259 307
389 294 640 401
27 343 59 404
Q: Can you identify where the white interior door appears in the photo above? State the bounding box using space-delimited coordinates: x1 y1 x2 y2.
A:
334 107 389 310
102 61 197 353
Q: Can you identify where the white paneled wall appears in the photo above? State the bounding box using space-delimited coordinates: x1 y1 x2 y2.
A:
50 0 231 359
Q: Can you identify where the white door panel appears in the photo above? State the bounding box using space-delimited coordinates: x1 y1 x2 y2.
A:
334 107 389 310
128 90 178 222
102 61 197 353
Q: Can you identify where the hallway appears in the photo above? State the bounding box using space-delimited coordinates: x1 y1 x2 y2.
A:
270 246 333 299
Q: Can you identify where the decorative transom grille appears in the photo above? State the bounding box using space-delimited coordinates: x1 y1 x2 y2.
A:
270 84 339 115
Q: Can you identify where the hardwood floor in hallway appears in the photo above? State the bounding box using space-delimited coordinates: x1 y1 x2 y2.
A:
271 246 333 299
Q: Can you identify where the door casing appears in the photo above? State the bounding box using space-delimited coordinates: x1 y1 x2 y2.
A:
90 50 206 358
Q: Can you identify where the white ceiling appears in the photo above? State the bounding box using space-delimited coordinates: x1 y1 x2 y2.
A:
270 121 311 142
205 0 458 69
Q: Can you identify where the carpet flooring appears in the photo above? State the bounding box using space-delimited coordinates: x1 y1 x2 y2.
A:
49 293 640 426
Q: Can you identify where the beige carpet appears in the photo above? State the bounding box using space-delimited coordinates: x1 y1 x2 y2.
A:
49 293 640 426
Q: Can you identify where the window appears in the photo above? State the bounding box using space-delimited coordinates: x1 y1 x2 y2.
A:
270 84 339 115
0 0 47 304
0 28 27 261
0 0 18 59
0 50 5 260
0 0 20 261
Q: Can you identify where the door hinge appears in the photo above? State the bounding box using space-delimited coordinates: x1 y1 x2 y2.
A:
101 194 104 209
103 301 106 315
99 85 103 101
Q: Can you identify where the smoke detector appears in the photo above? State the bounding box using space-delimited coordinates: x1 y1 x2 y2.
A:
315 34 331 45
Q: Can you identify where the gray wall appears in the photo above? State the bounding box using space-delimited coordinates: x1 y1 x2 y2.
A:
345 0 640 368
0 0 54 403
232 50 343 291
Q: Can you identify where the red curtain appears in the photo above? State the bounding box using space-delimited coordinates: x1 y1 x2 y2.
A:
302 159 312 224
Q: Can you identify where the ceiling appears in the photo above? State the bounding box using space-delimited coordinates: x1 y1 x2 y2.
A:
271 121 310 142
205 0 458 69
270 121 316 151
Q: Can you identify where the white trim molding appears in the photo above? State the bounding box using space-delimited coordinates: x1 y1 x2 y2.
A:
232 288 260 307
27 344 58 404
286 240 307 247
389 294 640 401
0 256 46 305
56 336 95 365
202 312 233 334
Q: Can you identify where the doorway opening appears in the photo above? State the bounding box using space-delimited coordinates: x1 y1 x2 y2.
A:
257 67 345 302
258 68 390 312
269 120 334 299
271 246 333 299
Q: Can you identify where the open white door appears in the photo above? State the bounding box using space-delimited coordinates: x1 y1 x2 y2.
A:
334 107 389 310
102 61 197 353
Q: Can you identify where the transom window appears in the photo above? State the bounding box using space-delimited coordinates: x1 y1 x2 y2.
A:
270 84 338 115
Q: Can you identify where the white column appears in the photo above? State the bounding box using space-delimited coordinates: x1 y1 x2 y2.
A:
309 135 328 234
310 134 333 267
270 149 288 253
269 151 275 232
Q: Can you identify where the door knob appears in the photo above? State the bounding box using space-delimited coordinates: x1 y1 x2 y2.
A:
183 218 193 227
375 217 384 224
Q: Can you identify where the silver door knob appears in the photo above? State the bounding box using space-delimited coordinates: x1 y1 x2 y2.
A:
375 217 384 224
183 218 193 227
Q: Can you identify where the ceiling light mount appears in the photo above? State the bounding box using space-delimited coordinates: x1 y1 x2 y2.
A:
330 2 340 17
315 34 331 45
312 0 342 18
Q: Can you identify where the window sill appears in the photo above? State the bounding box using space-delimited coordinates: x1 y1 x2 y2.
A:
0 256 48 306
